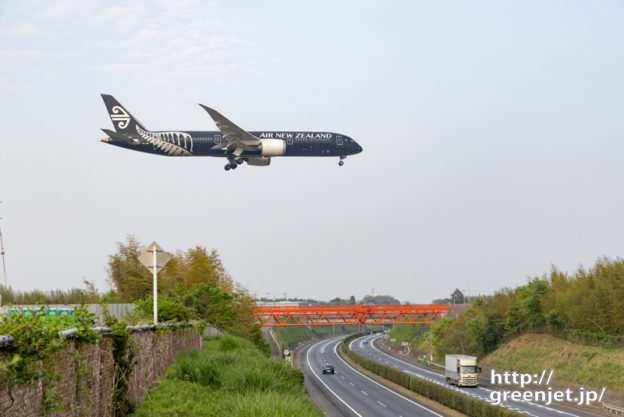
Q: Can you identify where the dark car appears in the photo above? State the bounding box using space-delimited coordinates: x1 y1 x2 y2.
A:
322 364 335 375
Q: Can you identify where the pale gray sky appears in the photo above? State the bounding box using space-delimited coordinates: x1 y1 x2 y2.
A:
1 1 623 302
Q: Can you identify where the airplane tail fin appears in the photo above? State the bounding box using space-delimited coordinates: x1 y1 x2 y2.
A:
101 94 147 135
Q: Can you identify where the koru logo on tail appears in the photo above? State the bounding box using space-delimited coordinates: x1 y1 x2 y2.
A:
110 106 131 129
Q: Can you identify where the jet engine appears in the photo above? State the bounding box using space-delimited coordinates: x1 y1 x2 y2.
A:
246 156 271 166
259 139 286 156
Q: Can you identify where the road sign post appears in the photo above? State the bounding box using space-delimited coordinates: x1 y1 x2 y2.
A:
138 242 172 325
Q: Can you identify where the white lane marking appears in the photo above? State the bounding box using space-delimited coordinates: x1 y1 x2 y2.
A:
376 401 386 408
320 339 334 354
366 336 580 417
306 338 363 417
361 390 368 396
333 340 444 417
349 382 355 387
368 336 442 380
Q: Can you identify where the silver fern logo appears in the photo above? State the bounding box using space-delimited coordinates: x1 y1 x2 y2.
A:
110 106 131 129
136 126 194 156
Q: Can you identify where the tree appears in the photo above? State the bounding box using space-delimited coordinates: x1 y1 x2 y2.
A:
519 278 548 328
451 289 464 304
107 237 268 352
360 295 400 305
107 235 152 302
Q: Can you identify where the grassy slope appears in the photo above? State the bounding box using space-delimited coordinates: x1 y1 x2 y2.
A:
273 325 361 349
483 334 624 392
273 326 315 348
388 324 431 352
133 335 324 417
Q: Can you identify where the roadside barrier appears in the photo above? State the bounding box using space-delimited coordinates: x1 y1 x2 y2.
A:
340 335 524 417
603 402 624 416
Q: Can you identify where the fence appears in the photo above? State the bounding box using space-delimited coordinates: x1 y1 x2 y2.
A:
3 303 136 322
504 325 624 349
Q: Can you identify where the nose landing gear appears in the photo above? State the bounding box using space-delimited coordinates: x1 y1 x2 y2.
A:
338 155 346 166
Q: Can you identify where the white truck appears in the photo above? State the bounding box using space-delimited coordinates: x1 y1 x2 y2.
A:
445 354 479 387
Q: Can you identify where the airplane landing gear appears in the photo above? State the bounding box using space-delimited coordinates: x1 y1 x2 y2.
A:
224 158 238 171
339 155 346 166
225 157 239 171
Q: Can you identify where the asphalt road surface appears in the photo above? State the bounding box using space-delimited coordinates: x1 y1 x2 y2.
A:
351 334 599 417
300 336 450 417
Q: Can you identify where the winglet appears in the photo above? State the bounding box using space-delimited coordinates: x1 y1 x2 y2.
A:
198 104 222 124
198 104 261 147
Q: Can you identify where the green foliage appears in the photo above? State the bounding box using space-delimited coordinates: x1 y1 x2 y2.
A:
430 257 624 361
483 333 624 392
70 306 103 345
107 316 135 417
430 317 454 359
135 295 192 322
388 323 428 346
273 326 314 348
107 235 153 302
108 236 268 352
0 282 101 305
133 335 323 417
174 283 235 326
273 325 359 349
360 294 401 305
542 258 624 335
100 290 121 303
0 306 99 415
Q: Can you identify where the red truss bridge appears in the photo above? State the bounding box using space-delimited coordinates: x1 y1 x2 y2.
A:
253 304 449 327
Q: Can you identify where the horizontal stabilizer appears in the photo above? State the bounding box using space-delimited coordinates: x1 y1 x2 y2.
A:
101 128 141 144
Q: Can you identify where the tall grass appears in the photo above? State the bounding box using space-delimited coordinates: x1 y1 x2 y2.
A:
133 335 323 417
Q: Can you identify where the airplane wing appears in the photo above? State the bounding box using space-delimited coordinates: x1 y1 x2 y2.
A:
198 104 260 156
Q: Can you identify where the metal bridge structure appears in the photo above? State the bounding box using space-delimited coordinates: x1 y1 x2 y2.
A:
253 304 449 327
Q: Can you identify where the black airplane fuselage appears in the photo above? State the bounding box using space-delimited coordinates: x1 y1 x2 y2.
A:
109 130 360 158
100 94 362 169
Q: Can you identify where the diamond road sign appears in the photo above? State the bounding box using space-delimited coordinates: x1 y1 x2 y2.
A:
138 241 172 274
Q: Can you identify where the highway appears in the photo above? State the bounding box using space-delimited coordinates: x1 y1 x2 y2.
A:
300 336 449 417
351 334 599 417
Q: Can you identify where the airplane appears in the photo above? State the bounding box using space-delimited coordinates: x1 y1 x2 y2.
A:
100 94 362 171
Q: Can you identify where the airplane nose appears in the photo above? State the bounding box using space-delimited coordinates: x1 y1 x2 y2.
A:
353 142 362 154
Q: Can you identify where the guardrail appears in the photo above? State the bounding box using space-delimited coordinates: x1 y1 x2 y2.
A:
418 355 445 370
604 402 624 416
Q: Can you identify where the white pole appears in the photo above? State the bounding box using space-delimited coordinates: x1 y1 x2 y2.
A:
153 247 158 325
